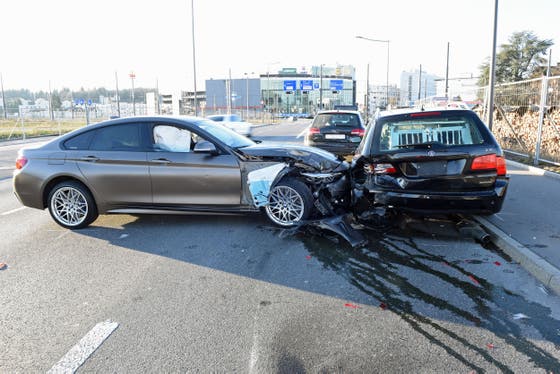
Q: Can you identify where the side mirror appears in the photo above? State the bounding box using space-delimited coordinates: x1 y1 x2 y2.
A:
194 141 219 155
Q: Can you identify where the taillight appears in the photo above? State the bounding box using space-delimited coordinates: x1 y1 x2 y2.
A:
365 163 397 175
308 127 320 135
410 111 441 118
351 128 365 136
471 154 507 175
15 156 28 170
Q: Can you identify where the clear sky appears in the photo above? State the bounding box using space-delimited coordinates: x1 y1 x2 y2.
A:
1 0 558 95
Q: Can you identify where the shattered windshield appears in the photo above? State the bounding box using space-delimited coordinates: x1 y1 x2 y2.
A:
198 120 255 149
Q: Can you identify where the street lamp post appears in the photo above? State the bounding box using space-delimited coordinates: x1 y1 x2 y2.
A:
191 0 198 116
244 72 254 120
356 36 390 108
129 71 136 116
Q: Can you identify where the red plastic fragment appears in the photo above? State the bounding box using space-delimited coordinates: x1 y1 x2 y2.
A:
379 302 387 310
344 303 360 309
0 262 6 271
441 261 450 267
494 261 502 266
468 275 480 285
305 255 312 260
486 343 495 349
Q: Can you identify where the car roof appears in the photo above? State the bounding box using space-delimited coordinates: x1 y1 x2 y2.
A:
316 110 362 115
375 107 475 119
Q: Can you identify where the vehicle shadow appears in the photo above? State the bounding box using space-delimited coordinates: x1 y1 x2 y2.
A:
77 213 560 371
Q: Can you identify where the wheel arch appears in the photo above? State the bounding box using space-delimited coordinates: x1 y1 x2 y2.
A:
42 176 96 209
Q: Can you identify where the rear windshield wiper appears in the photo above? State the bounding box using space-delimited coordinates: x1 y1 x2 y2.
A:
396 141 446 150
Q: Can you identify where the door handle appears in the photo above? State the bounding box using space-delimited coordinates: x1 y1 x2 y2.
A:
151 158 171 164
79 156 99 162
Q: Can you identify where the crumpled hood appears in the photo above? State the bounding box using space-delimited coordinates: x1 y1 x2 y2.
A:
240 142 348 172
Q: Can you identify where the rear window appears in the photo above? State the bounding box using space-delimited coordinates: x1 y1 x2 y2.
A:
377 114 485 151
312 113 361 129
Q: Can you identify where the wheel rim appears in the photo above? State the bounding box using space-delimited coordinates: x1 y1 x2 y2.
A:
266 185 305 226
50 187 89 226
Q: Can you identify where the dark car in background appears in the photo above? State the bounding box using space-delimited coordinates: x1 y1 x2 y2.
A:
352 109 509 215
304 110 366 156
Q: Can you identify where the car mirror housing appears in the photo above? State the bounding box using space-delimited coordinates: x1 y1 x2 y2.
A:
194 141 219 155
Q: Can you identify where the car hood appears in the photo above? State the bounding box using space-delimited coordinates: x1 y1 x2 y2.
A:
239 142 348 172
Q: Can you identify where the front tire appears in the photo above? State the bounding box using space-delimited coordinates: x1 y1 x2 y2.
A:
47 181 98 229
265 178 313 227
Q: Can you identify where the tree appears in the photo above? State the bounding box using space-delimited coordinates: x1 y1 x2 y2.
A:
478 31 553 86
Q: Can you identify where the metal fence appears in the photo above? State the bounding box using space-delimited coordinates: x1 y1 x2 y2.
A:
483 76 560 166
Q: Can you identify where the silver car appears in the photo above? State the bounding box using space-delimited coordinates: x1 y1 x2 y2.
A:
13 116 350 229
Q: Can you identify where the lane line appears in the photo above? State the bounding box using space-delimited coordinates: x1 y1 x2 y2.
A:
1 207 26 216
0 166 13 170
47 320 119 374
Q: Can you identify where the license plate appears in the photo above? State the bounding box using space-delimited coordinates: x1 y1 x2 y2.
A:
325 134 346 140
415 161 448 176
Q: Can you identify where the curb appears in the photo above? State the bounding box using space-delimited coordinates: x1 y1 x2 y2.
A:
506 159 560 181
474 215 560 295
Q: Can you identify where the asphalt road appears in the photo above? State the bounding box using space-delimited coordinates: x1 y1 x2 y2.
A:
1 121 560 373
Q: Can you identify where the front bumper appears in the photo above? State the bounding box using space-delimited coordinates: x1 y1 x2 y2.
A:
306 140 359 156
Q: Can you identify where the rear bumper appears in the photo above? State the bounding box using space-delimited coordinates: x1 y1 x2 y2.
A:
306 140 359 156
368 180 509 215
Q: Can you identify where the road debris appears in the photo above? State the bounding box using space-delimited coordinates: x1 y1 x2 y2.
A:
118 234 129 239
344 303 360 309
379 302 387 310
513 313 530 320
494 261 502 266
468 275 480 286
0 262 7 271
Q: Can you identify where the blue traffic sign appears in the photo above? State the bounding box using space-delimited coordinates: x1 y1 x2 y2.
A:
330 80 344 90
87 99 92 106
283 80 296 91
79 98 85 105
300 80 314 91
313 83 320 89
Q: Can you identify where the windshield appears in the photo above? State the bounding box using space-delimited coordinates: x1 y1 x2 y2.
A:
312 113 361 129
198 120 255 149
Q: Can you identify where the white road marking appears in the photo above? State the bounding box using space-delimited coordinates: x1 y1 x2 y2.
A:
296 125 310 138
0 166 13 170
1 206 26 216
47 320 119 374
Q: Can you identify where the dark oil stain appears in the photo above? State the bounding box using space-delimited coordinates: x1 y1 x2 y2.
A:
260 300 271 307
297 221 560 372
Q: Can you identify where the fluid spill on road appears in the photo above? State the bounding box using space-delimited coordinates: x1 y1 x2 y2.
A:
296 220 560 372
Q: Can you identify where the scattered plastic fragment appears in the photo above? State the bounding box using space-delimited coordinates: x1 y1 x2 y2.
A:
513 313 529 320
344 303 360 309
379 302 387 310
539 285 550 295
118 234 129 239
468 275 480 285
441 261 450 267
0 262 7 271
305 255 312 260
486 343 495 349
494 261 502 266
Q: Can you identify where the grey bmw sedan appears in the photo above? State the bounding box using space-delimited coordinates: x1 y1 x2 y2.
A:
13 116 351 229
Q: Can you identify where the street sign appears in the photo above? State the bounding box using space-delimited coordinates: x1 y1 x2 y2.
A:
79 98 84 105
313 83 320 89
330 80 344 91
300 80 314 91
87 99 92 106
283 80 296 91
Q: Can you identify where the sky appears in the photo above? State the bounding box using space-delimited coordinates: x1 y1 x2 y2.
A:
1 0 559 98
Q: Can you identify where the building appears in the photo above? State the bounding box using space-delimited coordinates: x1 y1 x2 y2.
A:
204 65 357 119
399 69 439 106
368 84 400 110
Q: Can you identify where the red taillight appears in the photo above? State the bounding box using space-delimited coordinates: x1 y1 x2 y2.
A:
15 156 28 170
308 127 320 135
496 156 507 176
351 128 365 136
410 111 441 118
471 154 507 175
365 163 397 175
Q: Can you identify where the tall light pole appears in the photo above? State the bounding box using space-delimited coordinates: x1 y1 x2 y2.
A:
244 72 254 120
0 73 6 119
487 0 499 131
129 71 136 116
191 0 198 116
115 71 121 117
356 36 390 107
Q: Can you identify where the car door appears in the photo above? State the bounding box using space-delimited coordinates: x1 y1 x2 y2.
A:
67 122 152 206
147 123 242 206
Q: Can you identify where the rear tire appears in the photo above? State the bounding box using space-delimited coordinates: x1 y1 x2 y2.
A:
47 181 98 229
265 178 314 227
